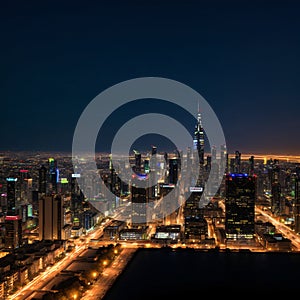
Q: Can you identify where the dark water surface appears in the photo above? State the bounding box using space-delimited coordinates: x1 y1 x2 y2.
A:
103 248 300 300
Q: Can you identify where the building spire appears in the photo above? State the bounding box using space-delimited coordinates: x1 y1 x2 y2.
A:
197 99 202 127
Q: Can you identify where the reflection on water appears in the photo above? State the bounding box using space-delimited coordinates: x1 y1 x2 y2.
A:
103 248 300 300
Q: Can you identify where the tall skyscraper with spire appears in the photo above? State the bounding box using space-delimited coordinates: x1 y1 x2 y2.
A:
193 103 205 186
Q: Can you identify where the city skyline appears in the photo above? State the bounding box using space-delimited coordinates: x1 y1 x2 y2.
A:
1 1 300 298
1 0 300 155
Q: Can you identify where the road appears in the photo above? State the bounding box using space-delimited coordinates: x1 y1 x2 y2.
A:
256 207 300 250
8 223 108 300
81 247 137 300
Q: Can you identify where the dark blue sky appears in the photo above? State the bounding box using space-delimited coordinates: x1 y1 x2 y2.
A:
1 0 300 155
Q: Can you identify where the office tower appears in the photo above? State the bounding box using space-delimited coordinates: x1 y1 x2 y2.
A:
168 158 179 185
184 186 207 242
70 173 84 222
249 156 255 175
39 194 63 240
225 173 256 240
31 190 39 215
271 182 282 215
144 159 150 174
151 145 157 156
38 165 47 194
6 177 18 216
48 158 59 193
131 178 148 226
4 215 22 249
294 177 300 234
234 150 241 173
268 164 283 215
149 146 158 199
220 144 227 174
19 169 31 202
108 154 119 196
133 150 142 173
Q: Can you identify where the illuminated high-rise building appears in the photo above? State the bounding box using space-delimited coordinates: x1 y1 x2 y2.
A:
38 165 47 194
48 157 59 193
193 106 205 167
149 145 158 199
294 177 300 234
249 156 255 175
151 145 157 156
225 173 256 240
39 194 63 240
133 150 142 173
268 163 283 215
6 177 18 216
168 158 179 185
131 176 148 226
4 215 22 249
234 150 241 173
220 144 227 174
183 186 207 242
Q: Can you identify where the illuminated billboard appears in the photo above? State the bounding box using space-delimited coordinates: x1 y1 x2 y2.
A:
5 216 20 221
6 178 17 182
189 186 203 192
72 174 81 178
60 178 68 184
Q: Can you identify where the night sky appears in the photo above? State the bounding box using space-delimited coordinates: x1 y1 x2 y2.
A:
1 0 300 155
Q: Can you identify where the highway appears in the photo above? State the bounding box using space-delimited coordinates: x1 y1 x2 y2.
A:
8 222 108 300
256 207 300 250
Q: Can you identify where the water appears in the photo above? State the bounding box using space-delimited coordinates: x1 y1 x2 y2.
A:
103 248 300 300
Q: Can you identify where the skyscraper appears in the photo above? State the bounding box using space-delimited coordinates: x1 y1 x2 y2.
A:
149 145 158 199
6 177 18 216
38 165 47 194
48 157 59 193
234 150 241 173
225 173 256 241
184 186 207 243
294 176 300 234
220 144 227 173
193 107 205 167
4 215 22 249
193 105 205 187
39 194 63 240
168 158 179 185
131 177 148 226
133 150 142 173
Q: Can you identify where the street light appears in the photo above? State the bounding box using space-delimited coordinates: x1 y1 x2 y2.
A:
73 293 77 300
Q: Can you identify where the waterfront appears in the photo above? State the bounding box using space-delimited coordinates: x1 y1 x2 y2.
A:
103 248 300 299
